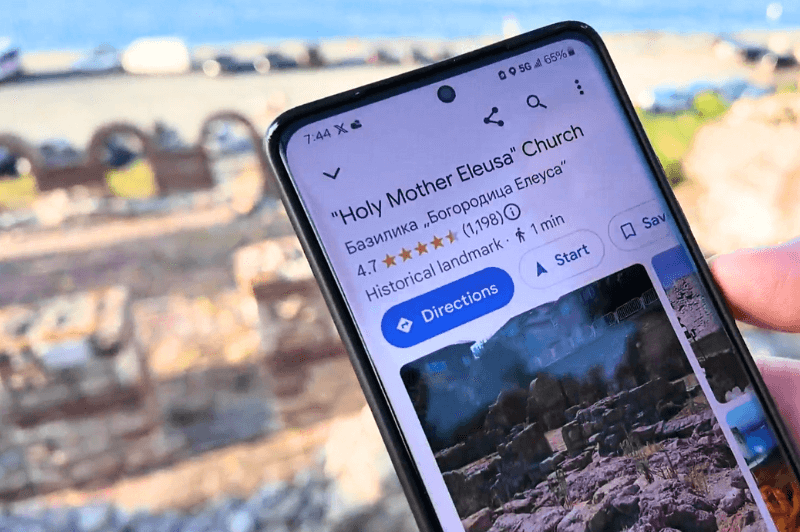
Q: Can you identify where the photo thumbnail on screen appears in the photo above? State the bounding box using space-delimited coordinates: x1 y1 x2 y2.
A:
728 396 800 532
401 264 772 531
651 245 751 403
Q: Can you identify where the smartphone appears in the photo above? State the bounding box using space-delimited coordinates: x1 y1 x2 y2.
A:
267 21 800 532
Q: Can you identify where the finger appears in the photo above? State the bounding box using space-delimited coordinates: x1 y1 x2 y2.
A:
710 240 800 333
755 356 800 448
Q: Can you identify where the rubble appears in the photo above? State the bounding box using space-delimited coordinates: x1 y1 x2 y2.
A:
433 375 763 531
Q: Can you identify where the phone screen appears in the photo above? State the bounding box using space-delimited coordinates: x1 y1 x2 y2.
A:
278 31 800 532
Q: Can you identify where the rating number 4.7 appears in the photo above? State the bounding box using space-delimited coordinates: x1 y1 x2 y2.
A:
357 260 377 276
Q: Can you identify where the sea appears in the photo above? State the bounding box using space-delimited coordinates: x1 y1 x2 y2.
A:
2 0 799 52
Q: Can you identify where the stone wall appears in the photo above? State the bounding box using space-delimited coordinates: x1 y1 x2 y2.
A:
435 373 692 518
665 275 720 343
0 232 346 502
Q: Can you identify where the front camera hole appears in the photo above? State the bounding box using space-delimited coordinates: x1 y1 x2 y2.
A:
437 85 456 103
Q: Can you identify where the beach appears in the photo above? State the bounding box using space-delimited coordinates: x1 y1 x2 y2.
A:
3 30 800 148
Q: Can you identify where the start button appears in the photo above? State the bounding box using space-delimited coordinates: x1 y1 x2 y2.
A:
519 230 605 289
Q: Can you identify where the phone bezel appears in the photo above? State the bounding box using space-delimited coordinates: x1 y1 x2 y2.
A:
266 20 800 531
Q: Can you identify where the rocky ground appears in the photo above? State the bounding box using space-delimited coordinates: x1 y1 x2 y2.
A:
1 464 416 532
438 377 767 532
466 421 764 532
1 405 419 532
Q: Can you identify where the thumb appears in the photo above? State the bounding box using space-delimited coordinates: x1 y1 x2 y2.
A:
710 239 800 333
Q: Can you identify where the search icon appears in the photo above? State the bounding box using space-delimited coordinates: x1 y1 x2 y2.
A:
526 94 548 109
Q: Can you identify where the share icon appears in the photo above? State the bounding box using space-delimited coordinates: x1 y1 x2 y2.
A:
483 107 504 127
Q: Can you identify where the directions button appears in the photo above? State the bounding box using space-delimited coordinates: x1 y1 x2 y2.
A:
519 230 604 289
381 267 514 348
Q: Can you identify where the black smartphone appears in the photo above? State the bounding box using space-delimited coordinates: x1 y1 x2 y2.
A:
267 21 800 532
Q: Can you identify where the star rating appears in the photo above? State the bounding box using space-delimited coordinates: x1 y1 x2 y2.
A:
374 230 458 269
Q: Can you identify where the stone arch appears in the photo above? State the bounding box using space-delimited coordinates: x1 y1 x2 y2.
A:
198 110 277 198
87 121 156 167
86 121 159 196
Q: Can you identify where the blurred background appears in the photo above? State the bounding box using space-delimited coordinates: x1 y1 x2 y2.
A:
0 1 799 531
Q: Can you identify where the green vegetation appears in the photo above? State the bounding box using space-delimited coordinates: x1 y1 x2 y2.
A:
685 463 709 495
0 158 158 213
637 91 729 187
547 467 573 509
0 174 38 210
652 450 678 481
105 159 158 198
777 80 799 94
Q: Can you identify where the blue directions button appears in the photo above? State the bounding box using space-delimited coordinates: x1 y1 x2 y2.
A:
381 267 514 348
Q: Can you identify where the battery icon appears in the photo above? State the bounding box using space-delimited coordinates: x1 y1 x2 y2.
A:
567 47 575 56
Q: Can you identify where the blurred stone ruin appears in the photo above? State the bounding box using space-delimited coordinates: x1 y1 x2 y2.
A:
0 110 271 230
0 231 356 500
0 110 416 532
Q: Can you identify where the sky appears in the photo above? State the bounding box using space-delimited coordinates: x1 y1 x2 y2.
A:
1 0 798 51
651 245 695 290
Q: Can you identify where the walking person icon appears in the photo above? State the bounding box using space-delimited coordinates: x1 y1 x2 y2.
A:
516 227 525 243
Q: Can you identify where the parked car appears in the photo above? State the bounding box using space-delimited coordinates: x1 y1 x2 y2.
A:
0 38 22 82
201 54 266 77
152 121 188 151
0 147 18 176
0 147 32 177
365 48 400 66
72 44 121 74
121 37 191 75
102 137 138 167
637 79 773 114
39 139 83 168
262 52 299 71
205 122 254 155
201 52 297 77
713 35 797 71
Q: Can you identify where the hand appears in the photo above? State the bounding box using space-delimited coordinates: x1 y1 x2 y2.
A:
711 239 800 446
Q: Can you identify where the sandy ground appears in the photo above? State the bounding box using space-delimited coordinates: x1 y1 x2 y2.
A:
3 31 799 148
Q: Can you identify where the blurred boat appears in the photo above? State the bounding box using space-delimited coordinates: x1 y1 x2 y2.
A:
0 37 21 82
121 37 191 75
71 44 122 74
